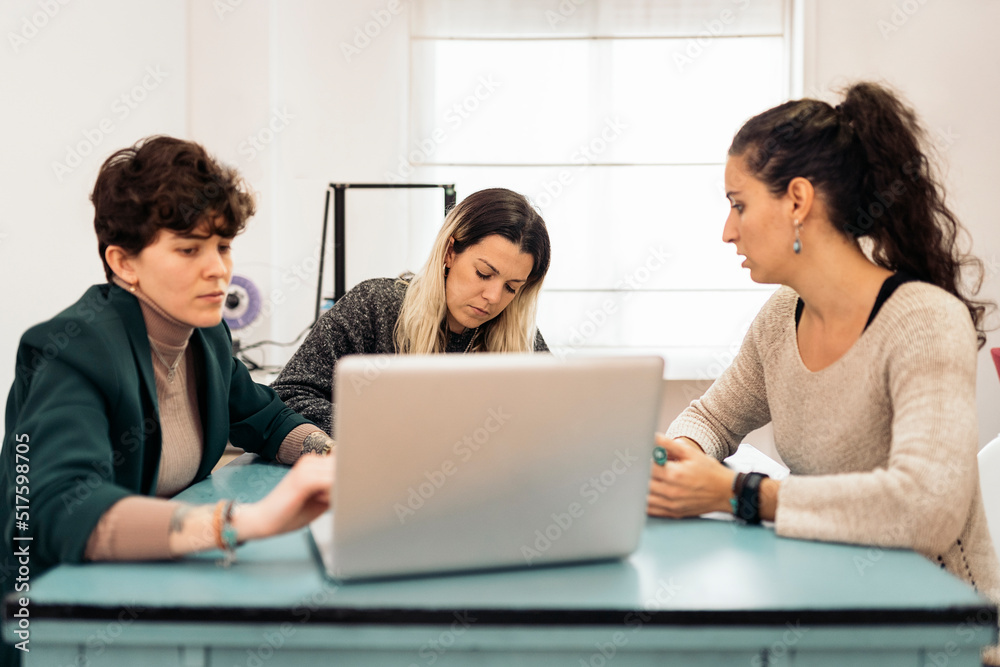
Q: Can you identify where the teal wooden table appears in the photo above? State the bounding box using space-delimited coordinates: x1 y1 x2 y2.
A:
4 456 996 666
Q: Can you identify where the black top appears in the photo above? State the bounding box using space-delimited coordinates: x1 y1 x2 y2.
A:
795 273 916 330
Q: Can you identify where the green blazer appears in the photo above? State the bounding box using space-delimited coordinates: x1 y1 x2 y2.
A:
0 283 310 576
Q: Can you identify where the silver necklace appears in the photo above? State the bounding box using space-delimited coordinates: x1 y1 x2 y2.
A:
464 327 480 353
150 342 187 382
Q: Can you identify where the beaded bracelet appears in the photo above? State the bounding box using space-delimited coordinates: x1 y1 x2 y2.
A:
214 500 239 568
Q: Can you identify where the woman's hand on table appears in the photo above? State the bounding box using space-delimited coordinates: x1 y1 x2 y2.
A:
647 434 735 518
234 453 335 542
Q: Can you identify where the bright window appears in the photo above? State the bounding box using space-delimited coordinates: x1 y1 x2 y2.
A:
408 0 796 378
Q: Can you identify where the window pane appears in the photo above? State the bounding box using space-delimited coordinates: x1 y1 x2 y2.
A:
410 39 594 166
412 0 786 38
609 38 786 163
415 164 759 291
411 37 786 165
406 0 793 373
411 163 777 378
536 289 772 350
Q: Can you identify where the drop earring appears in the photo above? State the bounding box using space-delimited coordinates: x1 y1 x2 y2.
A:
792 220 802 254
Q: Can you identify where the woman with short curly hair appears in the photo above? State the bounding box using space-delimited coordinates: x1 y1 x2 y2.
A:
1 136 335 664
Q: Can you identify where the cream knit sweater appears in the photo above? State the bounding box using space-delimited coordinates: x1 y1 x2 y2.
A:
667 283 1000 662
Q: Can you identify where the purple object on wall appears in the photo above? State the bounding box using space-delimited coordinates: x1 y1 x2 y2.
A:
223 275 261 330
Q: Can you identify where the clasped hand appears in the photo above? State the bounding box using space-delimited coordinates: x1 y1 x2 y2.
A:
646 434 736 518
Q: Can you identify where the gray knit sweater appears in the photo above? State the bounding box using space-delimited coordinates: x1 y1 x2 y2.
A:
272 278 547 433
667 282 1000 663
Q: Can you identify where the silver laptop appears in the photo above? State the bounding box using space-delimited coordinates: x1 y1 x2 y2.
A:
310 353 664 581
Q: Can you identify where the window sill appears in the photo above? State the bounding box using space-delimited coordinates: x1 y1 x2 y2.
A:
548 346 738 381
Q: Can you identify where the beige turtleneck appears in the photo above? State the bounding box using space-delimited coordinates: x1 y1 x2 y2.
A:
84 279 319 561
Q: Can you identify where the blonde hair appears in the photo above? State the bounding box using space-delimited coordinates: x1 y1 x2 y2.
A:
394 188 550 354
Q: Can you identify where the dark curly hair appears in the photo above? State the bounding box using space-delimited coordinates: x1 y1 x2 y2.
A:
730 82 990 347
91 136 255 280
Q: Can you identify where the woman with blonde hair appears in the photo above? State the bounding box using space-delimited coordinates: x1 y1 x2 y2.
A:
273 187 551 433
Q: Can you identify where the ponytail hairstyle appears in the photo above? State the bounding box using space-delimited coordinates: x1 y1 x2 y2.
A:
729 82 989 346
394 188 551 354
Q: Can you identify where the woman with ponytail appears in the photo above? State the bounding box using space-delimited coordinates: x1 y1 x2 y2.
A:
647 83 998 663
272 188 551 433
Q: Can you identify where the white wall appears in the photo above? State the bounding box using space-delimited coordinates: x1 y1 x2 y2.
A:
266 0 415 356
3 0 999 451
187 0 418 366
187 0 277 343
0 0 187 413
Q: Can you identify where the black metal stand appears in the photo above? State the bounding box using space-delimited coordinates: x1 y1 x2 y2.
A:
315 183 457 323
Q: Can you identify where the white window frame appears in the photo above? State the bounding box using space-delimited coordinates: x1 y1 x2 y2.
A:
406 0 802 379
